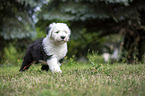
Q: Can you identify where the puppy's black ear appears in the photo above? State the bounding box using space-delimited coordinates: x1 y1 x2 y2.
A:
46 27 50 34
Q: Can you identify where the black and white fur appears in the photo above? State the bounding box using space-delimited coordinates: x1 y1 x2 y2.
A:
19 23 71 73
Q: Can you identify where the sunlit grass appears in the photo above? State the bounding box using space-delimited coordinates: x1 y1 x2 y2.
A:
0 58 145 96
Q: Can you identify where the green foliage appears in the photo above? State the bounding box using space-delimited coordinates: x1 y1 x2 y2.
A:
0 0 40 62
68 29 105 57
0 0 36 40
1 14 35 40
32 27 46 40
38 0 109 21
87 52 106 65
4 44 17 63
3 44 24 66
38 0 145 23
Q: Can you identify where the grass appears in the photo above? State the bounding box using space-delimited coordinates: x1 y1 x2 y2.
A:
0 57 145 96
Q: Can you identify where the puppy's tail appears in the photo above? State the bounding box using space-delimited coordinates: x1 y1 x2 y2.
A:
19 51 34 71
19 61 37 71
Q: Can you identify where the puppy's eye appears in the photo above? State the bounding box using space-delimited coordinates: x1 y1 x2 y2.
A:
55 31 59 33
64 31 67 34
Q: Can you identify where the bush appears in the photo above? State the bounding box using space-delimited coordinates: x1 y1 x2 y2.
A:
2 44 24 66
87 52 106 65
68 29 105 58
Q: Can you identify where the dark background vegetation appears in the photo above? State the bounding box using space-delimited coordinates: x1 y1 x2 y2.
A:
0 0 145 65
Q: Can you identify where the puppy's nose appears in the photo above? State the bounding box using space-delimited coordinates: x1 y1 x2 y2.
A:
61 36 66 39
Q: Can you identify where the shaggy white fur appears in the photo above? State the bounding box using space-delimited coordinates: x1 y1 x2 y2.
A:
42 23 71 73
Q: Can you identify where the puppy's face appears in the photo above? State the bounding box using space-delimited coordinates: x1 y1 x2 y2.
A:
46 23 71 43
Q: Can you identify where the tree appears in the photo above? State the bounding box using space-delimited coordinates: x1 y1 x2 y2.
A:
37 0 145 63
0 0 41 62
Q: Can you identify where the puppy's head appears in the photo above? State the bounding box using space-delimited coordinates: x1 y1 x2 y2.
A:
46 23 71 43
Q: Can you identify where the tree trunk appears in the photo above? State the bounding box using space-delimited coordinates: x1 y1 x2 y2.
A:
137 30 145 63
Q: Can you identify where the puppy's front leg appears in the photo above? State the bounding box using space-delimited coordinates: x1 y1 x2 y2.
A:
47 58 62 73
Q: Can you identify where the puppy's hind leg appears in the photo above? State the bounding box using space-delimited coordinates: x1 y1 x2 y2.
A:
39 60 49 71
41 65 49 71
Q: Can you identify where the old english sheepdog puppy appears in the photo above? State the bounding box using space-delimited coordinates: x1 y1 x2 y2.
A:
19 23 71 73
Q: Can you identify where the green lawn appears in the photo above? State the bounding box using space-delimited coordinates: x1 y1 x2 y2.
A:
0 61 145 96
